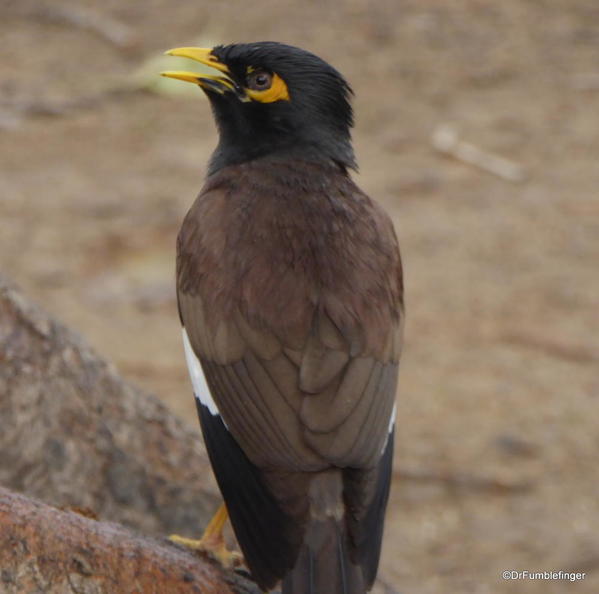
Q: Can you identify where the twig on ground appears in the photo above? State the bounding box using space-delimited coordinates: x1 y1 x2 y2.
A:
21 2 135 49
0 87 145 120
431 123 527 183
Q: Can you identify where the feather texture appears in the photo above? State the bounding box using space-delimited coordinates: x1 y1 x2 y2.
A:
177 157 403 591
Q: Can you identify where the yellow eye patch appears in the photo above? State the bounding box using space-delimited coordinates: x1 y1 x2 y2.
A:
246 72 290 103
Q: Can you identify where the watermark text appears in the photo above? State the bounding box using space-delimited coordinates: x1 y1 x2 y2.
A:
502 570 585 582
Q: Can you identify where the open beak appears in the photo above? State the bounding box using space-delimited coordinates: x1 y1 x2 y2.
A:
161 47 238 96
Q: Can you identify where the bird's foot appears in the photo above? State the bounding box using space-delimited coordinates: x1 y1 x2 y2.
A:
169 503 243 568
169 533 243 568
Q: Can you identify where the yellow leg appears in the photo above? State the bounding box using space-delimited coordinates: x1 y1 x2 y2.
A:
169 503 242 568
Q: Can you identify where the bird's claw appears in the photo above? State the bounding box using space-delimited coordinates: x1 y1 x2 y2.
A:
168 533 243 568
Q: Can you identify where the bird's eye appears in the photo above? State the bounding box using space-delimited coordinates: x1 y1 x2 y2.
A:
247 70 272 91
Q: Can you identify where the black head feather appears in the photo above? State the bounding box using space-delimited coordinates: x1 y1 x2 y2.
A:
204 42 355 174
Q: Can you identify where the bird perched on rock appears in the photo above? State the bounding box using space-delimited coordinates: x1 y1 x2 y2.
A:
162 42 403 594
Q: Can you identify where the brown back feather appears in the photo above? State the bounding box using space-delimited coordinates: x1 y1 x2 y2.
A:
178 158 403 471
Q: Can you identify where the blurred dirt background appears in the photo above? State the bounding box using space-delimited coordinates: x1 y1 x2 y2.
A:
1 1 598 592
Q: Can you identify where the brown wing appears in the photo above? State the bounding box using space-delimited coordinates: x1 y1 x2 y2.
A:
177 160 403 472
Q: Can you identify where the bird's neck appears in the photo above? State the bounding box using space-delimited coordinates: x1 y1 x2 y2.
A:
208 123 355 175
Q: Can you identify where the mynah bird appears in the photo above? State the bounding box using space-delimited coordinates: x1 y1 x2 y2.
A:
162 42 404 594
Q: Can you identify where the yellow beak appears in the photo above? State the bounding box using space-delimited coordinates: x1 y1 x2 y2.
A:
163 47 230 73
160 47 235 94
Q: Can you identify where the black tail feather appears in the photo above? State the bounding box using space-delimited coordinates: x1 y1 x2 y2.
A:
345 429 394 588
282 517 365 594
196 398 298 590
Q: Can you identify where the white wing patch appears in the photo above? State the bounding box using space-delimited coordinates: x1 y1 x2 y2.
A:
182 327 219 416
381 404 397 455
388 403 397 434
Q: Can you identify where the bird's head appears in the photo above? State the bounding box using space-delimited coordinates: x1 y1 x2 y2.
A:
162 42 355 173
